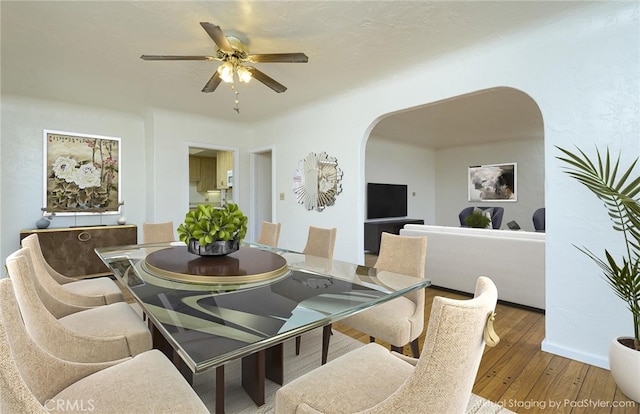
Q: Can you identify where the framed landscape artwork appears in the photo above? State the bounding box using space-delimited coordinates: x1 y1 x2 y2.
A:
43 130 121 215
468 163 517 202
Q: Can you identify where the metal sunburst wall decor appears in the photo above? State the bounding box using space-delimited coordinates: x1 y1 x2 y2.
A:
293 152 343 212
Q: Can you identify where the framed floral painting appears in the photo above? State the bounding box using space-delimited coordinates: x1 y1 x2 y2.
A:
43 130 121 215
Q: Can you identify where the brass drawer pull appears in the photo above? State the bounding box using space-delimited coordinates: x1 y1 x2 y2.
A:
77 231 92 242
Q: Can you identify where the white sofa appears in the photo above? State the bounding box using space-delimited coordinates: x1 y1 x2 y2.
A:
400 224 545 310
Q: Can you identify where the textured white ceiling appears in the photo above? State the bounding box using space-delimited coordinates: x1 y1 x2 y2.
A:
1 1 594 145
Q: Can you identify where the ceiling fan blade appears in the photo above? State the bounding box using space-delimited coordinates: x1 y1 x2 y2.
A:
140 55 215 61
200 22 233 53
248 53 309 63
246 67 287 93
202 72 222 93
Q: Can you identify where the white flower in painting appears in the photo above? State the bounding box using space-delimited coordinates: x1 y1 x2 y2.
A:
52 156 78 182
73 163 101 189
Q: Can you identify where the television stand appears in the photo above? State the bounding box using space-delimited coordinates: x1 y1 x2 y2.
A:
364 218 424 254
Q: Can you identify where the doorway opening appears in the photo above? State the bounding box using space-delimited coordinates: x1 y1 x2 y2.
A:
250 147 275 242
188 146 235 210
364 86 544 233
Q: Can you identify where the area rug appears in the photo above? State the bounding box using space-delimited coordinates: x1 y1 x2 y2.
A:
190 328 511 414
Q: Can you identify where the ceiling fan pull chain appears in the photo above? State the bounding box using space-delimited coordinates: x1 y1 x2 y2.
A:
232 84 240 114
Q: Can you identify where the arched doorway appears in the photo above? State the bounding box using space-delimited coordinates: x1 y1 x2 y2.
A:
364 86 544 235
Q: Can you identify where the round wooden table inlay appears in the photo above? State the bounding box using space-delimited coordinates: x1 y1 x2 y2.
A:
144 246 288 284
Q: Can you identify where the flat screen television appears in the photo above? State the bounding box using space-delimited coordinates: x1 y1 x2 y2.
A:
367 183 408 219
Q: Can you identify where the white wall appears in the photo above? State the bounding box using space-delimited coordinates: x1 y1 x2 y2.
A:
251 94 382 261
0 96 146 263
540 4 639 368
0 101 253 265
144 109 253 228
365 135 436 224
436 138 544 231
251 2 639 368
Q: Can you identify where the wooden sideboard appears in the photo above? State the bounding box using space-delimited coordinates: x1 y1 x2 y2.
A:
19 225 137 278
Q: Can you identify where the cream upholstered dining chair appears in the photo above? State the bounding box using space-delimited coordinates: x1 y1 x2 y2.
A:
339 232 428 357
275 277 500 414
256 220 281 247
0 278 209 414
302 225 337 259
295 225 338 355
142 221 176 243
21 234 123 306
5 247 152 363
17 246 100 319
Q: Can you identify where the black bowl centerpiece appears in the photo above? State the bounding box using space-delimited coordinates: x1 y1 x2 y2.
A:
177 203 248 256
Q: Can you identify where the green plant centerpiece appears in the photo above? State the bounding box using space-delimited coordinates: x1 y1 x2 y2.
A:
177 203 248 256
464 210 492 228
557 146 640 402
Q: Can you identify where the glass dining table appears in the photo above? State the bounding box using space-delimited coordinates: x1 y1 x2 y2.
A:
95 241 430 414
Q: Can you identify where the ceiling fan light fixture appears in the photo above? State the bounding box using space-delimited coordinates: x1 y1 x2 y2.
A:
141 23 307 113
217 61 234 83
237 66 252 83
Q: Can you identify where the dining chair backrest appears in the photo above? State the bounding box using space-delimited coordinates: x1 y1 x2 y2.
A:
23 234 110 318
302 226 337 259
142 221 175 243
0 278 61 411
257 221 281 247
371 276 498 413
0 277 114 408
21 233 123 308
374 232 427 278
11 246 91 319
21 233 76 285
374 231 428 326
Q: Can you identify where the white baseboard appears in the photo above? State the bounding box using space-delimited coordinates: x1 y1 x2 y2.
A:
541 339 609 369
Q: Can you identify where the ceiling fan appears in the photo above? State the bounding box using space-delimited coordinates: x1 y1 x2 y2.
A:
141 22 308 101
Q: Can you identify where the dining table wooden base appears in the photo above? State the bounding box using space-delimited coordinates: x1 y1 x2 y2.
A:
151 322 284 413
241 344 284 408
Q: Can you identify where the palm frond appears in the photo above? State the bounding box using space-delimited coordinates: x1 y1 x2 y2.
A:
557 146 640 237
557 145 640 344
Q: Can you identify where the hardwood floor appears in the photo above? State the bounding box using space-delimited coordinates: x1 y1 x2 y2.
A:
333 258 639 413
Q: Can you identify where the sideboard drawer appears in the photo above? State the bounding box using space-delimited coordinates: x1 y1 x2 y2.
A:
19 225 137 278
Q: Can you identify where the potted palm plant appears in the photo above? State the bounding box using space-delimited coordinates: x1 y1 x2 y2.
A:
177 203 248 256
557 146 640 402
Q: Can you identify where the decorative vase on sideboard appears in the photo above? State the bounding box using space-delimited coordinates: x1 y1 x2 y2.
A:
35 217 51 229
